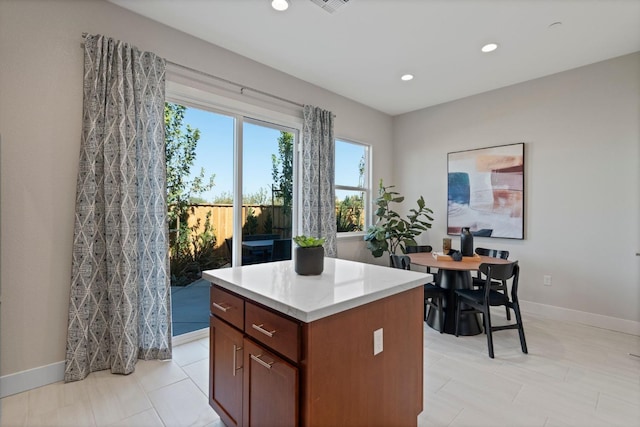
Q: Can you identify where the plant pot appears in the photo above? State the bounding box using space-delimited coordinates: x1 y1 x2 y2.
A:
295 246 324 275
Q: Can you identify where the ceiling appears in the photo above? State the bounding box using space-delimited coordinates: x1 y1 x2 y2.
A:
108 0 640 116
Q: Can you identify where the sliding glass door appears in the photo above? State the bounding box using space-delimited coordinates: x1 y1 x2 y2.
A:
167 100 297 336
240 120 295 265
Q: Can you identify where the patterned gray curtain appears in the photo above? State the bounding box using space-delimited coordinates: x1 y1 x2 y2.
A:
65 34 171 382
302 105 337 257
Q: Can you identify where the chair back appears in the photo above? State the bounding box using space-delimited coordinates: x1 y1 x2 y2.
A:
475 247 509 259
390 254 411 270
225 238 233 259
479 262 520 300
405 245 432 254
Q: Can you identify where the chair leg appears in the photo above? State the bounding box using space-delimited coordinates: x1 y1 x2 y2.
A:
483 308 495 358
454 296 461 337
502 283 511 320
438 295 444 334
513 302 528 354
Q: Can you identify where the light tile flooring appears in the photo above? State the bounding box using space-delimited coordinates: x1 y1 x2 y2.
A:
1 313 639 426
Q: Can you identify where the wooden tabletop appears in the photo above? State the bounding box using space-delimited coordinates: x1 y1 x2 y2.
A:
408 252 512 271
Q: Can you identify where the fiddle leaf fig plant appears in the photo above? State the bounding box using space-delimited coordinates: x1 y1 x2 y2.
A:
293 235 326 248
364 180 434 258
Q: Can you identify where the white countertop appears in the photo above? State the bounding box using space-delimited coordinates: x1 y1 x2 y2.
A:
202 258 432 323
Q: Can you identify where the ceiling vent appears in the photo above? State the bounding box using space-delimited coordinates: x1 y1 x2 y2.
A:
310 0 350 14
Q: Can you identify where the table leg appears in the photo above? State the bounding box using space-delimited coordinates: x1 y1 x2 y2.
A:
426 270 482 335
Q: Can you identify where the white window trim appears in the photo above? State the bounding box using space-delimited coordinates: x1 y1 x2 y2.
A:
166 79 303 265
335 138 372 235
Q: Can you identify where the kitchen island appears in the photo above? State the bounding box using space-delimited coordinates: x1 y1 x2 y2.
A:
203 257 432 427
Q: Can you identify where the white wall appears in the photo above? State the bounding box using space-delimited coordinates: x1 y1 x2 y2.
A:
393 53 640 327
0 0 392 380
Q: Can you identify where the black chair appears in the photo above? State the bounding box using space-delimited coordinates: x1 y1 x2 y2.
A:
404 245 439 284
271 239 292 261
390 254 445 333
473 247 511 320
454 262 528 358
225 237 265 265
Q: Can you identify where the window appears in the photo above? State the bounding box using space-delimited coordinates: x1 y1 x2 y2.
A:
335 139 370 233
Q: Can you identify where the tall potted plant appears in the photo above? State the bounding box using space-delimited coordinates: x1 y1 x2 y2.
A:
364 180 434 259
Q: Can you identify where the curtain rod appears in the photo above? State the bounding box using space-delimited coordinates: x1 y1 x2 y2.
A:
166 61 305 109
81 32 305 109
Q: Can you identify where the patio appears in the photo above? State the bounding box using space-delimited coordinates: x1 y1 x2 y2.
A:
171 278 210 336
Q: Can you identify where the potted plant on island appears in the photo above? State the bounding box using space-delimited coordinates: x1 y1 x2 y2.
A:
293 235 326 275
364 180 434 262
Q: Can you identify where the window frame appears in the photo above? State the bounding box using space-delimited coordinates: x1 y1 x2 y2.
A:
166 80 302 266
334 138 371 236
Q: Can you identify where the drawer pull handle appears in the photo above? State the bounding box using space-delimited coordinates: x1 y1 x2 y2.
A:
212 302 230 312
250 354 273 370
252 323 276 338
232 344 243 376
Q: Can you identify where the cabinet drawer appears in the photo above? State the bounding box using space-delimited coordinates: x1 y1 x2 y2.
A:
245 302 300 362
211 286 244 330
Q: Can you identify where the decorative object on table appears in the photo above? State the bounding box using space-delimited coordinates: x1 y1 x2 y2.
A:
364 180 434 261
442 238 451 254
447 143 525 239
293 235 325 275
460 227 474 256
432 252 480 262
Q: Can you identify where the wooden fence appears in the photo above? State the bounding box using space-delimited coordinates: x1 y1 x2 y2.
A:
184 204 292 251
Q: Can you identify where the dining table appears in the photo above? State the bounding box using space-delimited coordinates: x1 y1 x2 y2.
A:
408 252 512 335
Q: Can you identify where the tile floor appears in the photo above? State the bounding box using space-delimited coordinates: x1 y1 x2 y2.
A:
1 312 639 426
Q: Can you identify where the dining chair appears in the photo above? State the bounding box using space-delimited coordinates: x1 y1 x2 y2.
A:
473 247 511 320
404 244 440 284
390 254 445 333
454 261 528 358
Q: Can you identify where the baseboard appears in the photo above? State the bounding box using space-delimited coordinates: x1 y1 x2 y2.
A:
520 300 640 336
3 309 635 397
171 327 209 347
0 329 210 398
0 361 65 398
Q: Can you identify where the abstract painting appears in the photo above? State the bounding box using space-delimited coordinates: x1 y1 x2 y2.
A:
447 143 524 239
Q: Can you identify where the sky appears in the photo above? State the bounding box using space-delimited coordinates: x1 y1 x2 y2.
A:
182 105 365 204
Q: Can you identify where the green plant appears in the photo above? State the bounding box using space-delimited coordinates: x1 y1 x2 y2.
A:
293 235 326 248
170 210 225 286
336 195 364 232
364 180 434 258
243 207 259 235
271 131 294 214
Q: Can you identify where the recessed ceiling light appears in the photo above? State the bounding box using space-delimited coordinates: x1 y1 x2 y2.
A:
481 43 499 53
401 74 414 81
271 0 289 11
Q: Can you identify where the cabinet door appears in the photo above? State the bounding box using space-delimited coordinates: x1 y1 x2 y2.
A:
243 338 298 427
211 316 244 427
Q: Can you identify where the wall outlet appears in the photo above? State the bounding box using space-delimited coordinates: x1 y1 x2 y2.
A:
543 275 552 286
373 328 383 355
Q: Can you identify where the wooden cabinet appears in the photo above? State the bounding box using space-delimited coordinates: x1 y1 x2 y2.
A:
243 338 298 427
210 286 300 427
210 316 243 427
209 283 423 427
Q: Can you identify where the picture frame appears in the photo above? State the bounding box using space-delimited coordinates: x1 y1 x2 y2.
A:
447 143 525 239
